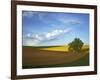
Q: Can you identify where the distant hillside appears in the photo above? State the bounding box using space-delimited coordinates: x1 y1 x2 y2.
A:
23 45 89 52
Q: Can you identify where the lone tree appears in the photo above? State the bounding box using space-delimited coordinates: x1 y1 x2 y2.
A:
68 38 84 53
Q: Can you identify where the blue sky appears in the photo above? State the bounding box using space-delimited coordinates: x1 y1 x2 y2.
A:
22 11 89 46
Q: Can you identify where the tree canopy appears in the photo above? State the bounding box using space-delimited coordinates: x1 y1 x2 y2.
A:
68 38 84 53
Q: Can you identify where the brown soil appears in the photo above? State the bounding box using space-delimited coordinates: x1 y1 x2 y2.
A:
22 47 88 67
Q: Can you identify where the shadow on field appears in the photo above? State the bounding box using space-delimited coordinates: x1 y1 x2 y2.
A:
22 46 89 69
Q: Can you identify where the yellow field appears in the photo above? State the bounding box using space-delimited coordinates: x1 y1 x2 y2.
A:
82 45 89 49
39 45 68 52
39 45 89 52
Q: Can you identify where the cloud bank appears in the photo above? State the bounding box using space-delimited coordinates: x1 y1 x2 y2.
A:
23 28 72 46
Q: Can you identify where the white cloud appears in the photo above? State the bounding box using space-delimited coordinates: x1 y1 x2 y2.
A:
22 11 46 20
38 13 46 20
24 33 43 40
45 29 71 39
26 33 31 37
23 28 72 46
22 11 34 18
58 17 81 25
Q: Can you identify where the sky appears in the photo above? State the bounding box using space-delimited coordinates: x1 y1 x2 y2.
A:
22 11 89 46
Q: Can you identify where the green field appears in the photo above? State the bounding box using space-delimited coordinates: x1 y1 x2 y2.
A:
22 45 89 69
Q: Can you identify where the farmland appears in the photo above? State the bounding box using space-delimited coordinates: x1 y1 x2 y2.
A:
22 45 89 69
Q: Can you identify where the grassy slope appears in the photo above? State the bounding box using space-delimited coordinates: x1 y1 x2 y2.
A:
23 53 89 68
22 45 89 69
